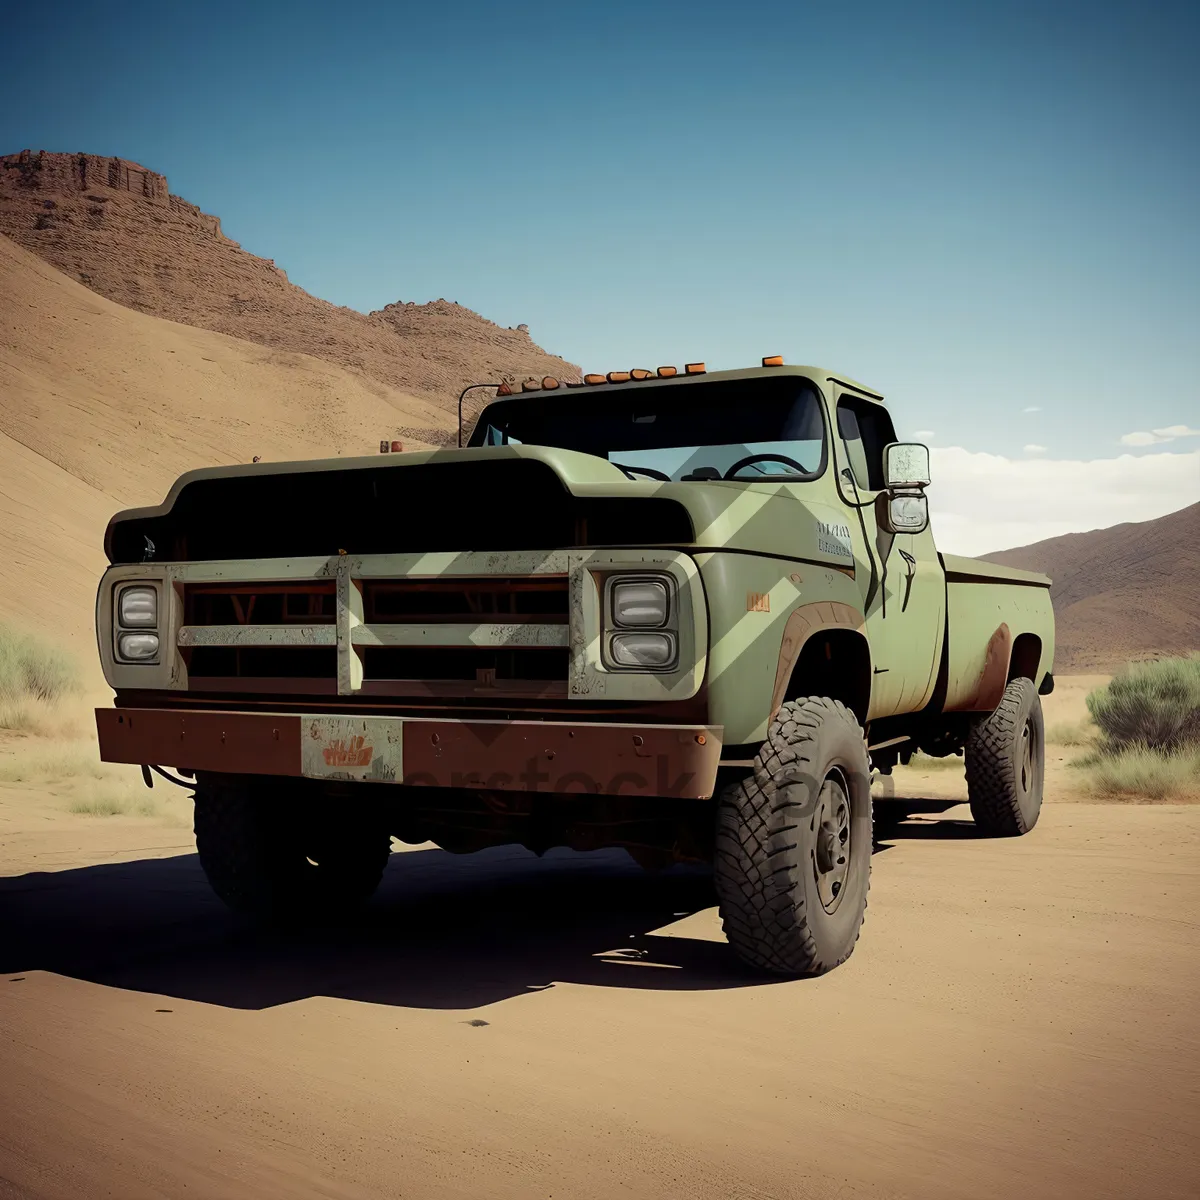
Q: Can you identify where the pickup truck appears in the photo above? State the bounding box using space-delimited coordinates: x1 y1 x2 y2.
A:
94 360 1055 976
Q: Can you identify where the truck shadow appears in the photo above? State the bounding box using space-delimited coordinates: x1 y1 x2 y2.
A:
0 845 755 1011
0 812 969 1011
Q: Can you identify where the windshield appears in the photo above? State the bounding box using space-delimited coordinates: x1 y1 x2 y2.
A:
468 376 828 482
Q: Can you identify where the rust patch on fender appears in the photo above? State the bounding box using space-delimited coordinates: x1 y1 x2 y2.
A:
770 601 866 719
947 622 1012 712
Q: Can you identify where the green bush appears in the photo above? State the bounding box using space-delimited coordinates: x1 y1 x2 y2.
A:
1086 655 1200 754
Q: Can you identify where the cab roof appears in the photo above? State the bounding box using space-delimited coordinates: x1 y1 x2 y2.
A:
501 363 885 404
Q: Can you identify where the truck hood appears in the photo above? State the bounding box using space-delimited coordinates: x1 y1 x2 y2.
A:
104 444 857 570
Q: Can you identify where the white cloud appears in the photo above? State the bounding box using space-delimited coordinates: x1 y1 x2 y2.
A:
1022 406 1041 413
927 447 1200 557
1023 444 1047 454
1119 425 1200 447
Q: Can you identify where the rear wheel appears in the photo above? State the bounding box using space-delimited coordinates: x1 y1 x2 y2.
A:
965 677 1044 836
714 697 872 976
193 774 391 921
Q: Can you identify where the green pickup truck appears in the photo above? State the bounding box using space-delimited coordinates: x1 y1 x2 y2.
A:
94 360 1054 976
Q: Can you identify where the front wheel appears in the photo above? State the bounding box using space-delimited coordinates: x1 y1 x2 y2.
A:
714 697 872 976
193 774 392 921
965 677 1045 836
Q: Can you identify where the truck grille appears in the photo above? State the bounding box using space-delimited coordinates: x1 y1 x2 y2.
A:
362 578 568 624
178 574 571 698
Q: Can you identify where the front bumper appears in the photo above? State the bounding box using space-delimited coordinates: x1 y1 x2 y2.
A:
96 708 723 799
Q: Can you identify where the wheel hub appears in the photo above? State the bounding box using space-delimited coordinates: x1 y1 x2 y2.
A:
813 772 852 914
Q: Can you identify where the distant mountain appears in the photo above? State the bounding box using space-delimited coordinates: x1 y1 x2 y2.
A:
984 502 1200 673
0 150 579 433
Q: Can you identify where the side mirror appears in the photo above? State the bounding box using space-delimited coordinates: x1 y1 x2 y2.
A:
879 442 930 534
884 442 930 489
878 491 929 534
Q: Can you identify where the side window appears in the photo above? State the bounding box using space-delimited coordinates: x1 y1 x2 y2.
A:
836 397 897 492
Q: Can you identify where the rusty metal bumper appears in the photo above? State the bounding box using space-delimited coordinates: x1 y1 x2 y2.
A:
96 708 724 800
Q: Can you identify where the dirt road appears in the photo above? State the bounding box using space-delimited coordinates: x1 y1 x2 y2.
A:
1 793 1198 1200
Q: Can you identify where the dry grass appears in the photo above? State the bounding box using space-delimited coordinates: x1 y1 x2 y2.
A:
0 735 189 821
0 624 83 733
1046 718 1097 748
906 752 964 771
68 787 160 818
1074 746 1200 802
0 740 108 783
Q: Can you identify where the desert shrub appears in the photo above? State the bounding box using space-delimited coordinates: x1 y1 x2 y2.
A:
1078 745 1200 801
0 625 79 714
1086 655 1200 754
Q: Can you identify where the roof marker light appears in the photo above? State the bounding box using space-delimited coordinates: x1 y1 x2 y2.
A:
762 355 784 367
584 373 606 385
607 371 632 383
656 366 678 377
684 362 706 375
542 376 560 389
630 368 653 381
565 378 586 388
521 378 542 392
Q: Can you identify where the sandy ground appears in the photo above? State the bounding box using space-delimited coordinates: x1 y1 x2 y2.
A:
1 677 1199 1199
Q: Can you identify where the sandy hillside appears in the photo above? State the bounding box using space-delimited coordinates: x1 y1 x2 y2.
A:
0 232 452 674
985 502 1200 672
0 150 580 417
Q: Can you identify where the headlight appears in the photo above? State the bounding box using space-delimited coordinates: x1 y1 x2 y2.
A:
609 632 676 669
603 572 679 671
118 586 157 628
611 579 669 628
118 632 160 662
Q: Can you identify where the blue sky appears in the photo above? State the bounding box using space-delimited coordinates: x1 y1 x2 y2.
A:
3 0 1198 491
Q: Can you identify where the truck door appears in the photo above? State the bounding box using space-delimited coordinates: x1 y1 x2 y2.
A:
831 388 945 720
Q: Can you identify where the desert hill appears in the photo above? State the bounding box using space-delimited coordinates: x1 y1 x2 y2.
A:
0 150 579 429
985 502 1200 672
0 232 454 678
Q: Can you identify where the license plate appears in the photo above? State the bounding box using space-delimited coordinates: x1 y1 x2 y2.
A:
300 716 404 783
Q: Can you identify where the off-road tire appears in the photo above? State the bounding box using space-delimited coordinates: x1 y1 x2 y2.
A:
714 697 872 976
965 677 1044 836
193 774 391 921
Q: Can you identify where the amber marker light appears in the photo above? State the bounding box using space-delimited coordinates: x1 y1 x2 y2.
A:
656 366 678 377
762 355 784 367
607 371 632 383
542 377 561 389
630 368 653 380
521 379 542 391
584 373 606 385
685 362 706 375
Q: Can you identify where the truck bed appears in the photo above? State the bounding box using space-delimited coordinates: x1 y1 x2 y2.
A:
939 553 1052 588
939 553 1055 711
